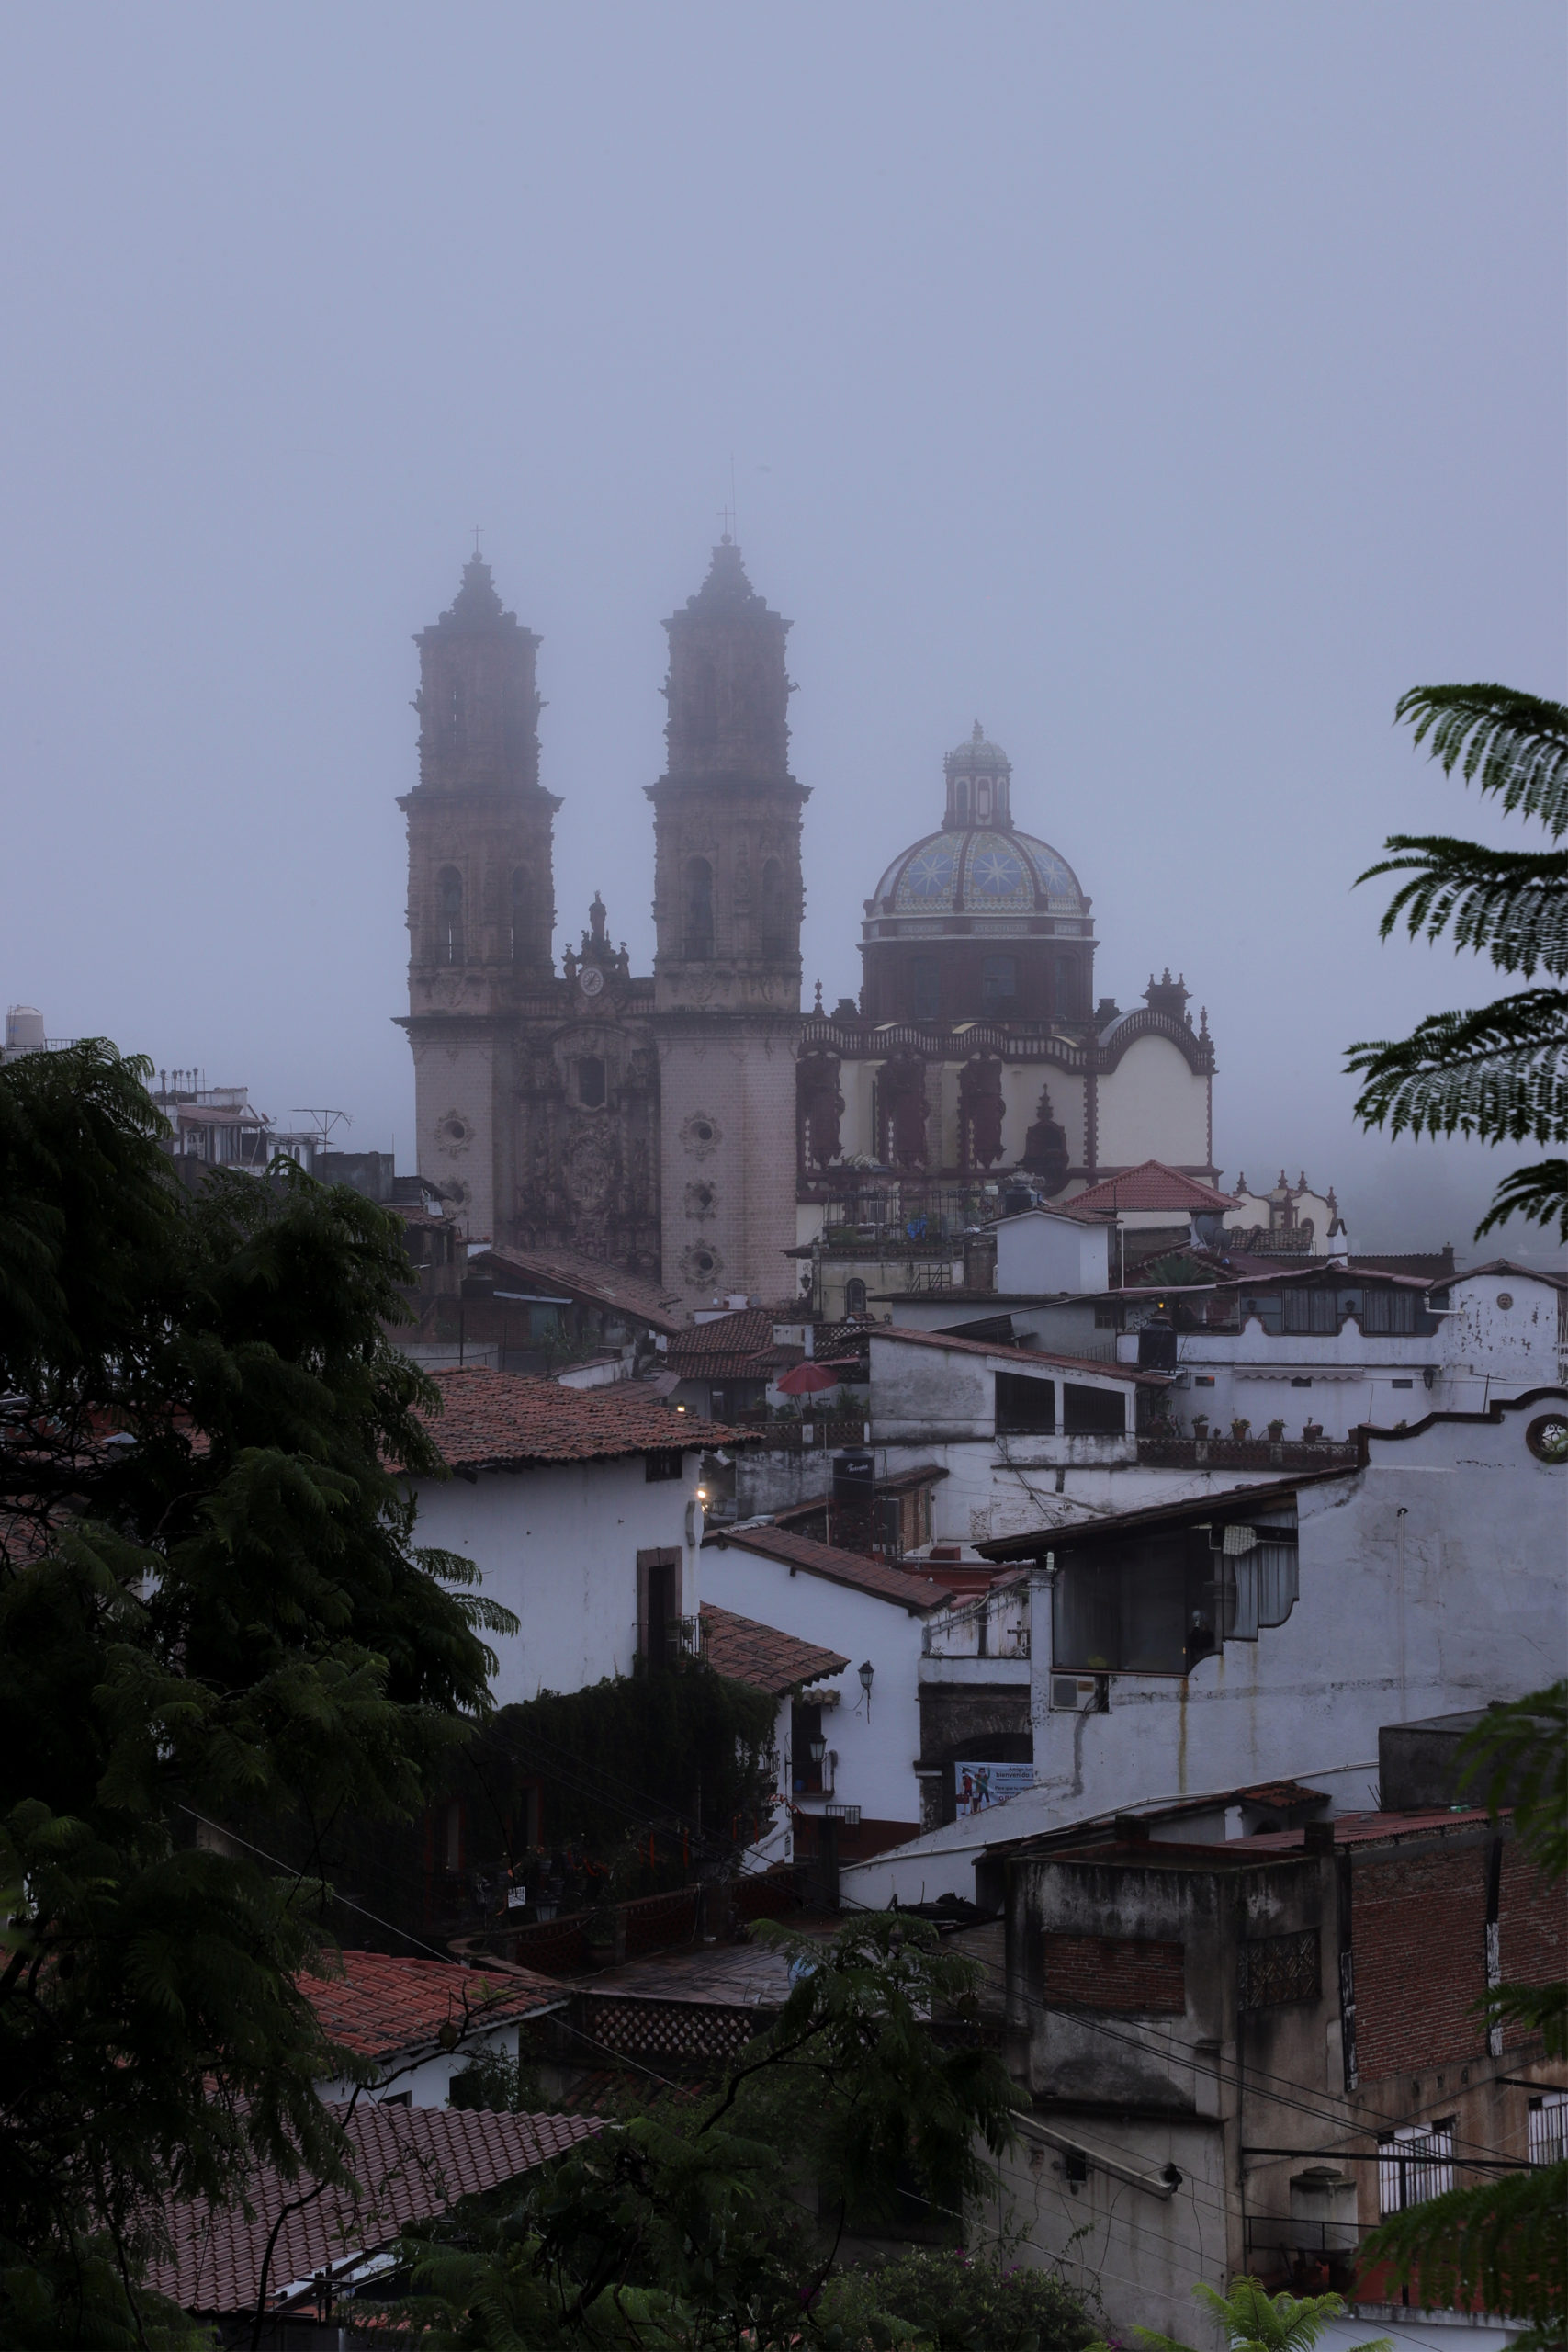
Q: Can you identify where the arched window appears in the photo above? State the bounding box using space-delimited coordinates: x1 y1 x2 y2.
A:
912 958 941 1020
982 955 1016 1012
845 1277 868 1315
578 1057 606 1109
1055 956 1080 1018
684 857 715 960
954 778 970 823
976 778 991 820
437 866 465 966
511 866 529 965
761 858 788 960
446 674 465 749
689 653 718 745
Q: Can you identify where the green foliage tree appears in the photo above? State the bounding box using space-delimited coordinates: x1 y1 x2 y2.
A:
1355 1683 1566 2346
1112 2276 1389 2352
385 1913 1039 2346
1346 684 1568 1241
0 1041 512 2348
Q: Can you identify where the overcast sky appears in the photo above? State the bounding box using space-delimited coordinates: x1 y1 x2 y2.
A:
2 5 1562 1255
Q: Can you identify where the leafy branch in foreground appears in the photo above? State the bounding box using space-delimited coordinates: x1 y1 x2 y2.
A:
1347 684 1568 1240
0 1039 507 2350
1108 2273 1390 2352
382 1913 1039 2346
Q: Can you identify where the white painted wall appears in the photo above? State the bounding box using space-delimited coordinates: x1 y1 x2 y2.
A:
317 2017 535 2109
1094 1032 1209 1170
840 1390 1568 1906
701 1536 931 1833
878 1437 1297 1551
995 1209 1111 1295
411 1452 703 1705
1133 1271 1566 1442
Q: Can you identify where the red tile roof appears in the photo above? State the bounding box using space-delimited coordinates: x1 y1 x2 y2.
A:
870 1324 1165 1385
670 1306 779 1361
700 1601 849 1694
299 1950 564 2064
1061 1160 1235 1216
707 1522 951 1612
148 2101 602 2315
413 1367 750 1470
476 1243 689 1336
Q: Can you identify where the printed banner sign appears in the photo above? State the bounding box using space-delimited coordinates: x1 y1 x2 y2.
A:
953 1760 1034 1817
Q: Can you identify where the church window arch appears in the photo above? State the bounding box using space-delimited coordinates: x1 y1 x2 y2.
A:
954 778 970 823
845 1277 869 1315
511 866 529 964
761 858 789 960
577 1057 606 1109
1055 956 1081 1018
689 653 718 745
912 958 941 1021
446 674 465 749
982 955 1016 1012
437 865 465 966
684 857 715 960
976 778 992 820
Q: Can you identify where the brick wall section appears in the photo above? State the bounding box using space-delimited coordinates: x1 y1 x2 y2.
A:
1043 1932 1185 2014
1499 1843 1567 2046
1352 1845 1489 2080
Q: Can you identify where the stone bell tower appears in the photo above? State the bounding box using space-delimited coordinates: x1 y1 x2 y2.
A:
400 554 559 1239
648 539 807 1310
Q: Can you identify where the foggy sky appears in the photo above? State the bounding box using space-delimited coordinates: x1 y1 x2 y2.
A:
2 5 1562 1257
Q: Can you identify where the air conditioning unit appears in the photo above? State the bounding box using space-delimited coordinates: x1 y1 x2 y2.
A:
1050 1674 1103 1713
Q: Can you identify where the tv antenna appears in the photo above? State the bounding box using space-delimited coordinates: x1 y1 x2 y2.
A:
290 1108 352 1145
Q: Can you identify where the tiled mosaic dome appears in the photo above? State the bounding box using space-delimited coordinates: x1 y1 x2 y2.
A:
871 826 1085 917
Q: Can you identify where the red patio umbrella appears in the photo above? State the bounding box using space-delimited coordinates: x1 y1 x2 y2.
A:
773 1360 843 1396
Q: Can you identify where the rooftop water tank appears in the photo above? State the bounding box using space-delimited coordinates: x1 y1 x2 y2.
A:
6 1006 46 1052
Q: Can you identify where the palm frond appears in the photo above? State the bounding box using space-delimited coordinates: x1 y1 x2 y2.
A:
1397 684 1568 840
1358 2161 1568 2337
1473 1158 1568 1243
1346 988 1568 1146
1358 838 1568 978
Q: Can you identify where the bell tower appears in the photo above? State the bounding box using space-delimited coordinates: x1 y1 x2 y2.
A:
400 554 559 1239
648 539 808 1310
649 537 806 1011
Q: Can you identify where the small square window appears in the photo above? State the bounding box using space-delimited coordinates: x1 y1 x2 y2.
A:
645 1449 684 1483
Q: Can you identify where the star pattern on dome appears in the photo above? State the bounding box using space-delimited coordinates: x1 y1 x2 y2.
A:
903 844 957 899
970 844 1028 899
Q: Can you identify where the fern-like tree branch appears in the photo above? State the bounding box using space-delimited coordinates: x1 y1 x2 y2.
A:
1348 684 1568 1240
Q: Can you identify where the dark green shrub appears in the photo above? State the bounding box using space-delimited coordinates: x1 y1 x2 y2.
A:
816 2245 1096 2352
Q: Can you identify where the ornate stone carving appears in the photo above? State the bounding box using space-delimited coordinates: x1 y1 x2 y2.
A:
680 1110 722 1159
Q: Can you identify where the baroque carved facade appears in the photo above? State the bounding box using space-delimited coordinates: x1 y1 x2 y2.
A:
400 547 1217 1317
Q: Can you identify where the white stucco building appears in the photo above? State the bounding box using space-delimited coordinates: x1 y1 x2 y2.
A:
840 1385 1568 1907
701 1521 951 1856
410 1367 726 1702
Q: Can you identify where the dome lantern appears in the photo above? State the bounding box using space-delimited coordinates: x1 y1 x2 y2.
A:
942 720 1013 829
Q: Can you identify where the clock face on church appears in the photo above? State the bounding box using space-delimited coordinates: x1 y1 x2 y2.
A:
579 965 604 999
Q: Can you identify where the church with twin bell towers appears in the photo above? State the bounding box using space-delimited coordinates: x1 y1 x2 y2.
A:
400 537 1218 1317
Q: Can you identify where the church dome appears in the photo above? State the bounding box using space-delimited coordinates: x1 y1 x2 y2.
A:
871 826 1085 922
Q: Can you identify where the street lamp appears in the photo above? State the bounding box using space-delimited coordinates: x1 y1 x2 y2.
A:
858 1659 874 1719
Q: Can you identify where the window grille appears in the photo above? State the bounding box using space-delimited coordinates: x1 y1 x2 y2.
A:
1238 1928 1319 2011
1529 2092 1567 2166
1379 2121 1455 2213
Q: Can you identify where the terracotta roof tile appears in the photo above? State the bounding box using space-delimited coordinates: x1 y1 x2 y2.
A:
666 1307 779 1365
148 2101 602 2314
699 1601 849 1694
413 1367 750 1470
1061 1160 1235 1216
299 1950 565 2063
476 1244 689 1336
707 1522 950 1612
